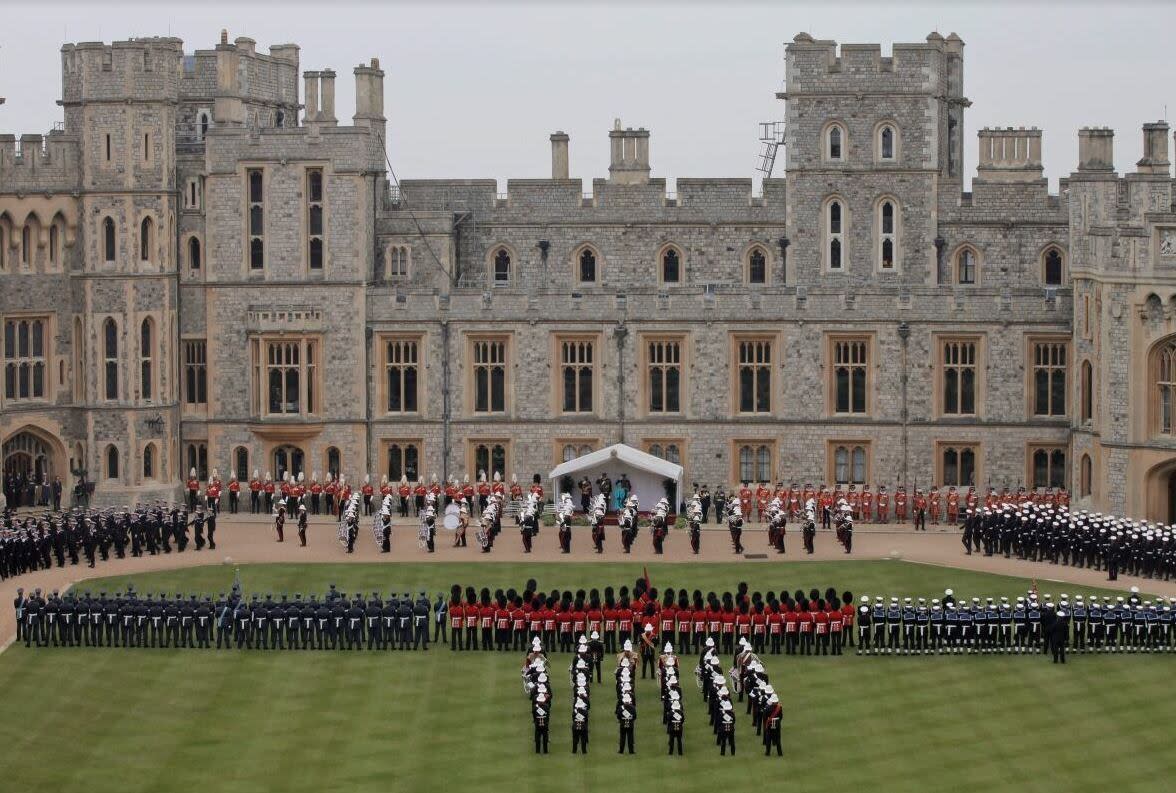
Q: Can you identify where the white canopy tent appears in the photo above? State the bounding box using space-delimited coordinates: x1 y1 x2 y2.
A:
549 443 684 513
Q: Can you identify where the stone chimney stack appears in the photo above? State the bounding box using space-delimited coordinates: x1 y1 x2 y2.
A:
213 31 245 126
303 71 320 122
607 120 650 185
550 131 569 179
1137 121 1170 175
318 69 337 125
1077 127 1115 172
353 58 386 140
974 127 1043 183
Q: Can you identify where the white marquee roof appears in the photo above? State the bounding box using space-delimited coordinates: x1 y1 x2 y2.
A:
548 443 683 482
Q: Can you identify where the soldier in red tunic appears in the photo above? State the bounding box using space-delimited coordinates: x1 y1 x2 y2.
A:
894 485 908 524
946 486 960 524
396 476 410 518
529 475 544 516
755 482 771 522
227 474 241 514
462 476 475 510
738 482 753 521
476 473 491 516
876 485 890 524
509 475 523 504
965 486 979 513
186 468 201 510
928 485 941 524
847 485 861 521
860 485 874 523
206 471 222 515
912 489 927 531
249 470 262 514
263 473 276 515
362 475 375 516
818 485 834 530
379 475 392 503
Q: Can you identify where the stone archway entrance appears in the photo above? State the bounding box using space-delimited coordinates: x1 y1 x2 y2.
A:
2 427 67 509
1168 470 1176 525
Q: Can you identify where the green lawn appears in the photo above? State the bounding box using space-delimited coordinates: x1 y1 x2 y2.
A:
1 561 1172 793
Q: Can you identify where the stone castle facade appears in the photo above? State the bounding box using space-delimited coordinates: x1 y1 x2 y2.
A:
1 31 1174 521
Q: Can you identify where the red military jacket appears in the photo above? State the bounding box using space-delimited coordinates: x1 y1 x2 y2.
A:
445 484 458 501
414 484 427 498
264 481 276 495
510 483 523 500
249 478 262 493
895 490 908 511
755 486 771 507
462 484 475 501
530 483 544 499
207 482 222 500
801 485 815 505
966 489 979 510
929 489 942 514
492 481 505 496
380 483 392 497
738 487 752 507
324 481 337 496
311 482 323 495
228 479 240 493
362 484 374 497
398 484 410 498
187 478 200 493
477 482 491 497
429 483 442 498
913 494 927 511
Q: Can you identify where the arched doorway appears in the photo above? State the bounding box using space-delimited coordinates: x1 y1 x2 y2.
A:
274 445 305 482
2 427 66 509
1169 471 1176 525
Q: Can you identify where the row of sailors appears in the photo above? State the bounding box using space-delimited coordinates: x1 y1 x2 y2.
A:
698 637 784 756
854 590 1176 655
443 585 858 656
961 504 1176 581
722 482 1070 523
15 587 438 650
1 502 211 580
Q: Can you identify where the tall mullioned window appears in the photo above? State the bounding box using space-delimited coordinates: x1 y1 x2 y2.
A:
833 444 868 485
3 318 48 401
559 338 594 413
1032 341 1067 417
1031 447 1066 490
826 200 844 270
471 338 507 414
248 169 264 269
474 442 508 480
387 443 420 481
832 338 869 414
139 318 154 401
878 199 897 270
737 443 773 483
384 337 420 413
661 247 681 284
647 338 682 414
307 169 324 270
578 248 597 283
941 339 978 416
251 337 319 417
941 445 977 487
747 247 767 285
183 340 207 406
736 338 772 414
492 248 510 283
1156 339 1176 435
103 318 119 400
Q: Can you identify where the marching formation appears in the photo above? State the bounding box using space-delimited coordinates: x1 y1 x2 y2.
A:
1 501 214 581
697 635 783 756
962 503 1176 582
855 588 1176 663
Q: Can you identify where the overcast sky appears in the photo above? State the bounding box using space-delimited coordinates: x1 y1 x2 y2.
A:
2 2 1174 190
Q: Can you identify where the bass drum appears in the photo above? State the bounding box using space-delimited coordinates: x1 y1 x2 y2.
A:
443 502 461 531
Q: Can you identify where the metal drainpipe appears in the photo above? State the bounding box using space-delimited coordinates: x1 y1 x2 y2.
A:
441 320 451 483
615 323 628 443
897 321 911 488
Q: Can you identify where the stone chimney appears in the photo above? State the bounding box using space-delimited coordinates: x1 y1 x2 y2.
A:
550 131 569 179
213 33 244 126
353 58 386 140
303 71 320 121
234 36 256 56
319 69 337 125
607 120 650 185
975 127 1043 183
1077 127 1114 172
1137 121 1170 175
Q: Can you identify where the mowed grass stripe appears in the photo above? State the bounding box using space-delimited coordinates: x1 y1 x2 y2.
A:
0 561 1172 793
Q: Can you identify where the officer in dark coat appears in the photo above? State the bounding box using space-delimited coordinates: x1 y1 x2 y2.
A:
1051 609 1069 664
413 593 430 650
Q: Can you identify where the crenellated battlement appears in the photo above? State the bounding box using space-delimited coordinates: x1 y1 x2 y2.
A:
783 32 964 95
60 38 184 107
0 131 81 190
